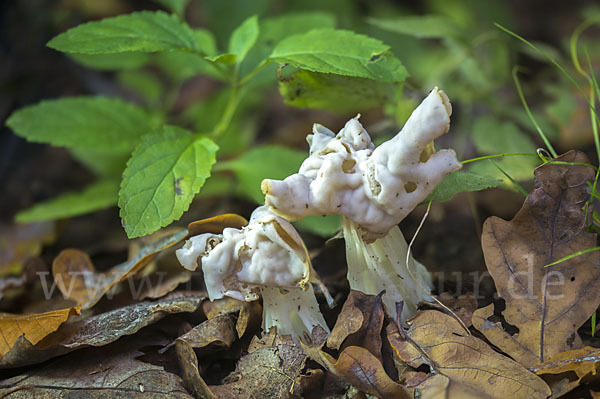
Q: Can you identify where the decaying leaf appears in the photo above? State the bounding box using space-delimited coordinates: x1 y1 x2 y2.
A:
202 297 244 319
236 300 262 338
52 228 188 309
478 151 600 365
1 295 203 368
432 292 478 328
175 314 236 351
176 338 216 399
532 346 600 380
186 213 248 238
410 373 486 399
302 343 410 399
327 290 385 360
0 341 193 398
0 221 55 277
0 306 80 362
210 342 307 398
388 310 551 399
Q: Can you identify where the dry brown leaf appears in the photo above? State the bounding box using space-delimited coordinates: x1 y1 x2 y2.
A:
411 373 486 399
430 292 478 328
0 221 55 277
52 228 188 309
236 300 262 339
202 297 244 319
0 295 203 368
176 314 236 351
186 214 248 238
0 306 80 362
210 343 307 398
327 290 385 360
532 346 600 380
175 338 216 399
478 151 600 365
302 344 410 399
388 310 551 399
0 341 193 398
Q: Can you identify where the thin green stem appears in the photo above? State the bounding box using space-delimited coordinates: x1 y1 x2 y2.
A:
238 60 270 86
491 161 528 197
461 152 538 164
512 66 558 158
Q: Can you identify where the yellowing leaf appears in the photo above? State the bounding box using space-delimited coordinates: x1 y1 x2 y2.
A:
0 307 80 359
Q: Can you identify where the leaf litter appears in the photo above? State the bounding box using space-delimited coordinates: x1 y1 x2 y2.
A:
3 152 600 398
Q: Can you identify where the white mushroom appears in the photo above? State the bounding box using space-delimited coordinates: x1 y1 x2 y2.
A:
261 88 461 324
176 206 330 339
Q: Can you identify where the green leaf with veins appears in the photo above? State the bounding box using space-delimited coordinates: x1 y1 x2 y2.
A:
228 15 259 65
269 29 408 82
47 11 206 54
119 126 218 238
241 12 336 77
16 179 120 223
426 171 502 202
279 69 394 113
6 96 161 151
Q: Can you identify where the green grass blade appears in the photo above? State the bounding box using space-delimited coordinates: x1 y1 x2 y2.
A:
491 161 528 197
544 246 600 268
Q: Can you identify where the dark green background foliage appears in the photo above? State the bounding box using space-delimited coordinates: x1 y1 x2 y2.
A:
4 0 599 238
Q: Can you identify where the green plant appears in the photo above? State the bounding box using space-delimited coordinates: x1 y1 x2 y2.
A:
5 1 512 239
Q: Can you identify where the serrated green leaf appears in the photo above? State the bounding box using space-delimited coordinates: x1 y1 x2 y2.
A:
241 12 336 78
269 29 408 82
294 215 341 237
215 145 306 204
228 15 259 65
367 15 466 40
119 126 218 238
68 52 150 70
426 171 501 202
47 11 202 54
152 0 191 17
15 179 120 223
279 69 394 113
6 96 161 151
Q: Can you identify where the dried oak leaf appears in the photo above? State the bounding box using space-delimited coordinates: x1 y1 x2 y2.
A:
477 150 600 365
175 338 216 399
409 373 487 399
302 344 410 399
0 306 80 363
327 290 385 361
52 228 188 309
210 342 307 399
0 341 192 398
0 295 203 368
388 310 551 399
170 314 236 353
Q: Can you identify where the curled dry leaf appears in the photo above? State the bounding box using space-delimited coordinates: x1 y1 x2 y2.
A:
302 343 410 399
210 343 307 399
0 295 203 368
0 306 80 363
411 373 487 399
174 314 236 352
327 290 385 360
186 213 248 238
175 338 216 399
532 346 600 381
235 300 262 338
52 228 188 309
477 151 600 365
0 342 192 398
388 310 551 399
